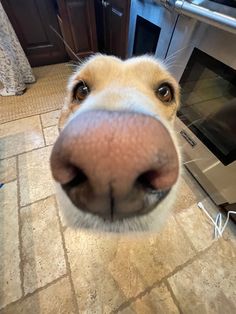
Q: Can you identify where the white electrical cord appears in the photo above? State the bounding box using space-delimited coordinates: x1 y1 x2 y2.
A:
198 202 236 239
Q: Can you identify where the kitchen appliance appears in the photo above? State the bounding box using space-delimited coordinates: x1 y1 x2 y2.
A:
162 0 236 207
127 0 178 58
129 0 236 207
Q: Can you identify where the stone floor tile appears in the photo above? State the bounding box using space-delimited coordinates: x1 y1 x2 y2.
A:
41 110 60 128
0 157 16 183
120 283 180 314
0 181 22 309
175 204 215 251
18 146 55 206
0 116 44 159
64 229 125 313
108 216 195 299
173 168 206 214
0 277 76 314
43 126 59 146
168 239 236 314
64 216 195 312
21 196 66 294
54 188 67 228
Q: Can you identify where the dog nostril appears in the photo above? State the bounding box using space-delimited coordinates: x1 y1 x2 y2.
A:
62 168 88 189
137 170 171 204
137 170 159 192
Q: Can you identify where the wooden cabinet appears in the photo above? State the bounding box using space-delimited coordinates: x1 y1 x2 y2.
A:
57 0 98 60
2 0 129 65
2 0 68 67
95 0 131 59
2 0 98 66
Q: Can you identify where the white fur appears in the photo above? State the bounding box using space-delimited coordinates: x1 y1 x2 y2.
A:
54 55 181 233
55 178 180 233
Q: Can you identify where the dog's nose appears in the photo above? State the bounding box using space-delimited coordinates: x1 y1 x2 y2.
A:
50 110 179 220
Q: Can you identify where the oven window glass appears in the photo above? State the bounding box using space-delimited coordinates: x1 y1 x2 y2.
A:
133 16 160 56
178 48 236 165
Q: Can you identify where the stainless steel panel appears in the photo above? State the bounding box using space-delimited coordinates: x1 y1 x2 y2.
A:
168 17 236 204
175 0 236 34
128 0 178 58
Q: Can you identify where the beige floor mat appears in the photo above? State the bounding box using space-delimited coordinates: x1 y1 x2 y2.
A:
0 63 72 124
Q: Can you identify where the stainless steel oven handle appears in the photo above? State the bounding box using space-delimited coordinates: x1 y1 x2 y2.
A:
174 0 236 34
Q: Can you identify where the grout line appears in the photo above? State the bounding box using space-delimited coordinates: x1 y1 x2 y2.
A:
54 195 80 313
16 155 25 297
163 241 216 278
0 274 68 312
24 273 68 299
0 108 63 126
45 143 55 147
111 280 166 313
42 123 58 129
39 115 46 147
112 242 217 313
0 178 17 185
164 279 183 314
20 194 56 210
0 144 53 162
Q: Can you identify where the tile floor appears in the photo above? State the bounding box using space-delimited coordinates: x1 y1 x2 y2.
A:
0 64 236 314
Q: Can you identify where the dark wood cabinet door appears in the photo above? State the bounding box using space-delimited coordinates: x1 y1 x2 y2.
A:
95 0 130 59
106 0 131 59
2 0 68 66
57 0 98 60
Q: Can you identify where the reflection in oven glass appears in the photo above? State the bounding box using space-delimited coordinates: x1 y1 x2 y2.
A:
178 48 236 165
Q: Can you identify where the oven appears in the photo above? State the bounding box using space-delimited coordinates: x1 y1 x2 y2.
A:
129 0 236 207
127 0 178 58
164 0 236 207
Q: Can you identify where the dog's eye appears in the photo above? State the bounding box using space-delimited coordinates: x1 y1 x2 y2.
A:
73 80 90 101
156 83 173 103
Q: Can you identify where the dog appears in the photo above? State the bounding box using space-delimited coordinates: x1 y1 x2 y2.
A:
50 54 181 233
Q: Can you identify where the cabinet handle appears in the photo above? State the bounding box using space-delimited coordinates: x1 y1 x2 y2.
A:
112 8 123 17
102 0 110 8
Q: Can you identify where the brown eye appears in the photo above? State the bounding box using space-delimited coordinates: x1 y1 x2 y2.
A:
156 83 173 103
73 80 90 101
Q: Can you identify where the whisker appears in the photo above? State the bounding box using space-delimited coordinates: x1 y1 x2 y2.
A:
166 64 186 70
163 60 185 68
183 157 211 165
176 113 207 129
163 44 194 64
49 25 82 64
163 59 185 67
185 118 204 128
178 142 190 149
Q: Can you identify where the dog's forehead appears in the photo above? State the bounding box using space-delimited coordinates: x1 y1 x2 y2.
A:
71 55 175 87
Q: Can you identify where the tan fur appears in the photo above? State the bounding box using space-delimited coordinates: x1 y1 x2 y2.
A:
59 54 180 129
56 54 181 233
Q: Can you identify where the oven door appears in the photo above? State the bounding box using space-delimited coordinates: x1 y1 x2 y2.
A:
167 16 236 205
127 0 178 58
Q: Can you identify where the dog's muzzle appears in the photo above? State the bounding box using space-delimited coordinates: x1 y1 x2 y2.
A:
50 110 179 221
